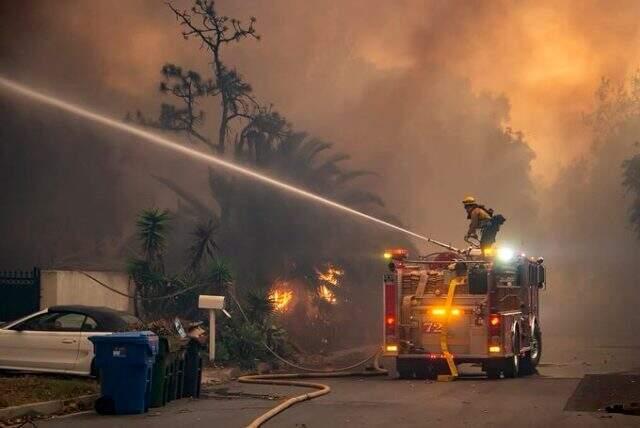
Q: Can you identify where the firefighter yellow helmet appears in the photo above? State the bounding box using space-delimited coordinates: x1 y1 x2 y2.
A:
462 196 476 206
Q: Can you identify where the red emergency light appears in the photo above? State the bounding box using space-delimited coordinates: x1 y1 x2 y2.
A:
384 281 397 337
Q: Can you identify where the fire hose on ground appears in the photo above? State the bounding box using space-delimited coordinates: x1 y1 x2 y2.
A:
228 292 388 428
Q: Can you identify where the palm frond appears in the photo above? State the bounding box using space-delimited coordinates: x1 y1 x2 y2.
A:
136 209 171 264
207 259 233 285
340 190 385 207
335 170 377 185
245 289 274 324
295 138 332 165
188 219 219 270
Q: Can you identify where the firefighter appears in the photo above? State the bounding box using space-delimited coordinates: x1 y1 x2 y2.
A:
462 196 505 249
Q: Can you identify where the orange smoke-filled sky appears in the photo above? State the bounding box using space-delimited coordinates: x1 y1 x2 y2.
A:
2 0 640 182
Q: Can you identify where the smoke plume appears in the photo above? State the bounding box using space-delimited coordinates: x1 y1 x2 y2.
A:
2 0 640 345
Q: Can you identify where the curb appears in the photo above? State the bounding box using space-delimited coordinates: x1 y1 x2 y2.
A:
0 394 98 424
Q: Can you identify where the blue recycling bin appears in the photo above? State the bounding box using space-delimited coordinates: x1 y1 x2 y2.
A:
89 331 159 415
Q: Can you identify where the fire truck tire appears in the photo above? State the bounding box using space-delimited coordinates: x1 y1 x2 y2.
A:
396 359 414 379
503 333 521 378
413 364 429 380
486 367 501 380
415 361 440 381
520 326 542 376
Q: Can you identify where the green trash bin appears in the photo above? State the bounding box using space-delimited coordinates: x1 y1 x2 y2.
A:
182 339 204 399
167 337 188 402
150 336 186 407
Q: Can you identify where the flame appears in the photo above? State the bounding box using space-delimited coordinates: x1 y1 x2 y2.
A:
315 264 343 304
269 288 293 312
317 284 337 304
316 265 344 287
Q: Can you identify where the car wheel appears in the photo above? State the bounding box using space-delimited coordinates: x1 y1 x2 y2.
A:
90 358 100 380
95 396 115 415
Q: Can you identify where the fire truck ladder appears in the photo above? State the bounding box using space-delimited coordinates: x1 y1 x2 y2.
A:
438 276 464 381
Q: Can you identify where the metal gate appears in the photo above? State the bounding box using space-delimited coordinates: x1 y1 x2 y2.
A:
0 268 40 322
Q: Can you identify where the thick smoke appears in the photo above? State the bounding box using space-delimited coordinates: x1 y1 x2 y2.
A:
1 0 639 346
541 78 640 344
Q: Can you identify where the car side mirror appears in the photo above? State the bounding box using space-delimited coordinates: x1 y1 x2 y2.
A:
12 324 26 332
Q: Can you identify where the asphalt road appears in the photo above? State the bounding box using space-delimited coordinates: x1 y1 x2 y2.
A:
41 340 640 428
41 373 639 427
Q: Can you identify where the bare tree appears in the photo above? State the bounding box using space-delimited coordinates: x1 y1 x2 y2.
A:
168 0 260 153
133 64 216 150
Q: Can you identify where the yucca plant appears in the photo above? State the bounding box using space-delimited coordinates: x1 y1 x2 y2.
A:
136 208 171 272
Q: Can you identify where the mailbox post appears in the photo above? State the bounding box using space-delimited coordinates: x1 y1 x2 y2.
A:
198 295 225 361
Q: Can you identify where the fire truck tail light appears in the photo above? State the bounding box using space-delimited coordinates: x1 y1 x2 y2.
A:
384 282 397 337
386 345 398 352
488 315 501 348
489 346 501 353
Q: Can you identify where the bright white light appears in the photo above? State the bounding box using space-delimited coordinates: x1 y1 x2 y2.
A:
497 247 514 262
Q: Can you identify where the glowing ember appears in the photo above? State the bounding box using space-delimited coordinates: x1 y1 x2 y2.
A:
316 266 344 287
317 284 337 304
269 288 293 312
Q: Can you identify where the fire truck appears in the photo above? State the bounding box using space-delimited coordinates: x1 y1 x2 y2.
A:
382 244 546 380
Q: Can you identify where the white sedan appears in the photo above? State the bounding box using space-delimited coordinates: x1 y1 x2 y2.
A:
0 305 142 376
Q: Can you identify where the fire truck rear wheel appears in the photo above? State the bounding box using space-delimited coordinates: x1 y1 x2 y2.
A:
520 326 542 376
503 333 521 378
416 361 441 381
396 359 414 379
486 367 501 380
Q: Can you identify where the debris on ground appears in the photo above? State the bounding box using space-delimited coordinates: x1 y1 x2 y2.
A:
565 374 640 412
604 402 640 416
202 387 281 401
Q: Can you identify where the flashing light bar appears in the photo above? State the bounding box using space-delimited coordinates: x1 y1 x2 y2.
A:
383 248 408 260
431 307 462 316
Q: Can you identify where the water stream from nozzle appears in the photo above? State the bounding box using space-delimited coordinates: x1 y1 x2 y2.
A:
0 76 432 244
